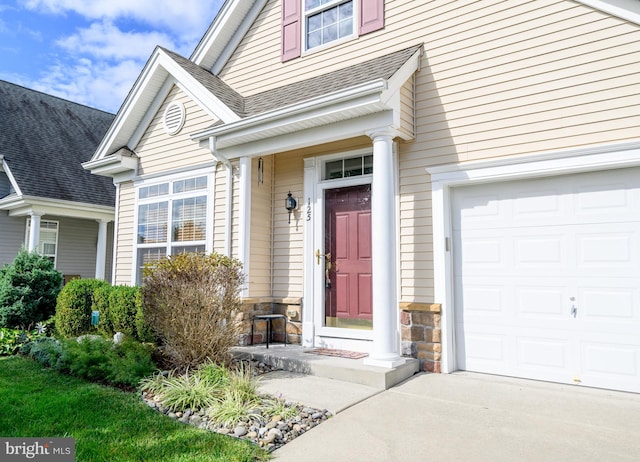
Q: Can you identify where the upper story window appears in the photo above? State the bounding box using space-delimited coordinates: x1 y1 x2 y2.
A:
135 174 210 284
282 0 384 62
305 0 354 50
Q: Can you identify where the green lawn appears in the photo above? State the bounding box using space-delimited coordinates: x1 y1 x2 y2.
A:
0 356 269 462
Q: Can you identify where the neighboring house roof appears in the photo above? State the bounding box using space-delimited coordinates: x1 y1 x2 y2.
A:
0 80 116 207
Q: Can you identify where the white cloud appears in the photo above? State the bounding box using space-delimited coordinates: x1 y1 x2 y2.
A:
31 57 142 113
21 0 223 38
13 0 225 112
56 20 176 60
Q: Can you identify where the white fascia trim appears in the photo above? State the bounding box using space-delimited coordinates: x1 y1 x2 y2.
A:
82 152 138 179
575 0 640 25
1 158 23 196
129 77 175 150
216 110 395 159
164 52 240 124
210 1 268 75
191 0 267 69
0 195 115 221
90 48 240 163
90 49 168 163
191 79 388 143
427 140 640 374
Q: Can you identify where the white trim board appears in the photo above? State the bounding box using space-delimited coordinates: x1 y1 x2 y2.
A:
426 141 640 374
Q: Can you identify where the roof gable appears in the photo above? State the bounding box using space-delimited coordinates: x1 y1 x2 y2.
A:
0 80 116 207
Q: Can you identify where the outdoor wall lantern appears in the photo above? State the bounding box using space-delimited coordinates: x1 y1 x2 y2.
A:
285 191 298 224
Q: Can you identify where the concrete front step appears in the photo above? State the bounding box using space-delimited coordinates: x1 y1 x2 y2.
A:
232 344 420 390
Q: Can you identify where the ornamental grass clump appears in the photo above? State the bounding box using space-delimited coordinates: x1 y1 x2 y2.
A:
141 252 244 368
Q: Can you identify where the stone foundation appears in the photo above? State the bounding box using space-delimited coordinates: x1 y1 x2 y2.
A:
400 302 442 373
237 298 302 346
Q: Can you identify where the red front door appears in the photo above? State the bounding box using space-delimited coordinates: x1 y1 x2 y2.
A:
324 184 373 329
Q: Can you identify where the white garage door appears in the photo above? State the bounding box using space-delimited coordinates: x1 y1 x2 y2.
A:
452 167 640 393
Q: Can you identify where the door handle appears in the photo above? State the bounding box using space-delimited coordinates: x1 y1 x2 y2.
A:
571 305 577 318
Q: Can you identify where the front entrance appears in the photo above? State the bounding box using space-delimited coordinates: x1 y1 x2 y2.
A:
324 184 373 330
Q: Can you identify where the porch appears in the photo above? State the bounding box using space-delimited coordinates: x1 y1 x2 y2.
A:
232 344 419 390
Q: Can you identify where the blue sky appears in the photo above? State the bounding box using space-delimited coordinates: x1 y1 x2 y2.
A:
0 0 224 113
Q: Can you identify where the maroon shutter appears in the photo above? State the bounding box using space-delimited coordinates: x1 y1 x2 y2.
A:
281 0 301 62
359 0 385 35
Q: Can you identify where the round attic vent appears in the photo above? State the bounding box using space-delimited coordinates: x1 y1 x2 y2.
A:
163 102 185 135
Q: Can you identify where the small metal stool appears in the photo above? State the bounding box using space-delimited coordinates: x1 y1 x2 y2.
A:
250 314 287 348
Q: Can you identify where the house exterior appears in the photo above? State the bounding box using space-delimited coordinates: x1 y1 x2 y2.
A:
0 81 115 282
85 0 640 393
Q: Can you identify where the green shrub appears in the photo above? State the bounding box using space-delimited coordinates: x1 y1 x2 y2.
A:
142 252 244 368
57 337 156 387
92 284 113 337
20 337 62 367
108 286 139 338
55 279 110 338
0 250 62 329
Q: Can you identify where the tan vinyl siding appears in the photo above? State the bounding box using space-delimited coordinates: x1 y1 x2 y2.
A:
212 164 228 254
114 181 135 285
271 151 304 299
135 86 216 176
249 155 273 297
398 77 415 139
219 0 640 304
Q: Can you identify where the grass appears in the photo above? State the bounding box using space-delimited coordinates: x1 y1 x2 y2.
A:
0 356 269 462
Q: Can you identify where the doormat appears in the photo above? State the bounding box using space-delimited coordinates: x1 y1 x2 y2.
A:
305 348 368 359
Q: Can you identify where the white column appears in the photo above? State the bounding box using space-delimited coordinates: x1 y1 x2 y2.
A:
238 156 251 298
363 131 406 368
95 220 110 280
27 212 43 252
302 157 317 347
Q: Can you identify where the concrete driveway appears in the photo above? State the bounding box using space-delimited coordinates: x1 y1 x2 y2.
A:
274 372 640 462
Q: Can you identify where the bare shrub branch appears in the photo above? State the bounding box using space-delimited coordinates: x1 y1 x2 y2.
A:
141 253 244 368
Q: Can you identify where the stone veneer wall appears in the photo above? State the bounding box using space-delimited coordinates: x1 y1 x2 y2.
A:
400 303 442 373
237 298 302 346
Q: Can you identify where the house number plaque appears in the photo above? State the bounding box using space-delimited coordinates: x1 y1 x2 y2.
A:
306 198 312 221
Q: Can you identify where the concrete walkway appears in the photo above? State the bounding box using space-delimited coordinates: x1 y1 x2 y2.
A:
271 371 640 462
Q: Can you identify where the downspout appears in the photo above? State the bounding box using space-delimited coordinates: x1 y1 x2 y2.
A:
208 136 234 257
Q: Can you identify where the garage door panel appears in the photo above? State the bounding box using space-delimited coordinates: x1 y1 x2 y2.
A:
516 287 565 317
453 166 640 393
581 343 638 377
579 287 636 320
518 338 570 369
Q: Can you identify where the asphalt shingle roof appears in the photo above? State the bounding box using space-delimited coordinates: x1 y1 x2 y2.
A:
165 44 422 119
0 81 116 207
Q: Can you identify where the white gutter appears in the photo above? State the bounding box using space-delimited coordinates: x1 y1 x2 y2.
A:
208 136 234 257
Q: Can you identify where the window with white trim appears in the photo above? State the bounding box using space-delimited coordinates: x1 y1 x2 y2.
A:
25 219 59 265
136 175 209 283
305 0 354 50
281 0 384 62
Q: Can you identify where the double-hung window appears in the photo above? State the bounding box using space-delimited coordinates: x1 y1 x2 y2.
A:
282 0 384 62
25 219 59 265
305 0 354 50
136 175 209 283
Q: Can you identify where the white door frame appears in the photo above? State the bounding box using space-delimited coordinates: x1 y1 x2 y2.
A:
427 141 640 373
302 149 375 351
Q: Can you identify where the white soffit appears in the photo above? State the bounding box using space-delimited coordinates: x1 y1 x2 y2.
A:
576 0 640 25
